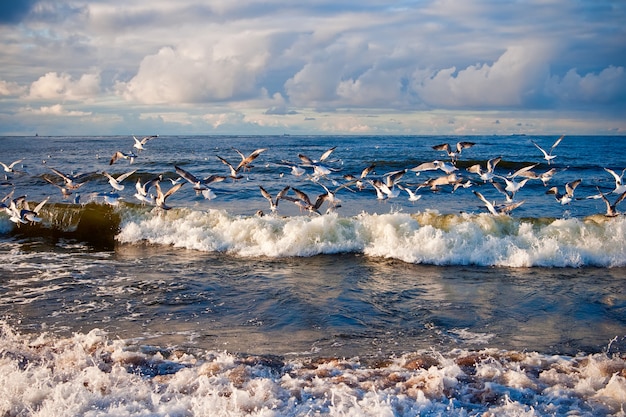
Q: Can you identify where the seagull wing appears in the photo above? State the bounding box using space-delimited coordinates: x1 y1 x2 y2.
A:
360 164 376 178
473 191 497 215
291 187 312 205
236 148 266 171
551 135 564 151
259 186 273 203
487 157 502 173
410 161 438 172
319 146 337 162
604 168 623 185
614 191 626 207
432 143 451 153
109 151 126 165
116 170 137 182
531 141 550 158
175 166 201 184
456 142 475 152
162 182 184 200
276 185 291 200
297 154 314 165
565 179 582 196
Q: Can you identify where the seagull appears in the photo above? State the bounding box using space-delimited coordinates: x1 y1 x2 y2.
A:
0 159 23 173
467 157 501 182
397 184 422 202
0 189 15 210
154 181 184 210
495 176 529 199
49 167 93 189
282 187 323 215
175 165 226 192
432 141 475 162
315 182 348 208
132 135 158 151
369 179 401 200
516 167 560 186
102 170 136 191
596 187 626 217
472 191 500 216
298 146 337 165
507 164 538 179
43 176 76 199
434 160 458 175
411 160 457 175
99 192 123 206
278 160 306 177
546 179 582 205
259 185 290 213
6 196 49 225
491 180 514 202
134 177 160 204
473 191 524 215
343 164 375 190
419 173 459 191
298 147 340 179
109 150 137 165
604 167 626 194
233 148 267 172
216 156 244 181
532 135 563 165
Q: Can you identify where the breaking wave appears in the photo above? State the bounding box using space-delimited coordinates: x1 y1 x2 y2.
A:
1 321 625 417
2 203 626 267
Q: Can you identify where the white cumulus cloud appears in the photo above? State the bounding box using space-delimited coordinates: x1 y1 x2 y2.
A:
28 72 101 101
413 43 554 108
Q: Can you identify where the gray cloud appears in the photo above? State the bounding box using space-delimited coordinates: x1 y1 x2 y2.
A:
0 0 625 135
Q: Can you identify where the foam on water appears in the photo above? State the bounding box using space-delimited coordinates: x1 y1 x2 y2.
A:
1 321 625 417
116 207 626 267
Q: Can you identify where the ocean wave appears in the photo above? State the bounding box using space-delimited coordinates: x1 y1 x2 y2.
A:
1 321 624 417
3 203 626 267
117 206 626 268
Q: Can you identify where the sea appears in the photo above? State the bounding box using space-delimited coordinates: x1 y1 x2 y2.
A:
1 134 625 416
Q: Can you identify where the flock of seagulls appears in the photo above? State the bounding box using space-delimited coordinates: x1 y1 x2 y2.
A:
2 135 626 227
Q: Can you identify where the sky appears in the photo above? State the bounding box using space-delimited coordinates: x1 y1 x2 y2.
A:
0 0 625 136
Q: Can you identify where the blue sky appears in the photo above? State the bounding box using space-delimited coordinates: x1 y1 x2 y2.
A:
1 0 625 136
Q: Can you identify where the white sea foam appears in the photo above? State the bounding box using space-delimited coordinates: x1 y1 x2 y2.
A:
1 321 625 417
116 208 626 268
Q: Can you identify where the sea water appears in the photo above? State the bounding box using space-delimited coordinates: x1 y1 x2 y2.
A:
1 134 625 416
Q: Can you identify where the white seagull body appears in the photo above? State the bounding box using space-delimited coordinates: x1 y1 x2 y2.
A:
546 179 582 205
259 185 290 213
596 188 626 217
532 135 563 165
604 167 626 194
0 159 23 173
133 135 158 151
154 181 184 210
467 156 501 182
432 141 475 162
110 150 137 165
103 170 136 191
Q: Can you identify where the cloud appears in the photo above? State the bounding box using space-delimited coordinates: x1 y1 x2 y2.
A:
28 72 101 101
0 80 27 96
547 66 626 105
25 104 92 116
1 1 625 135
117 32 271 104
413 43 554 109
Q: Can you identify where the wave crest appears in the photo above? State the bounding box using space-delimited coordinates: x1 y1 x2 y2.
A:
116 207 626 267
